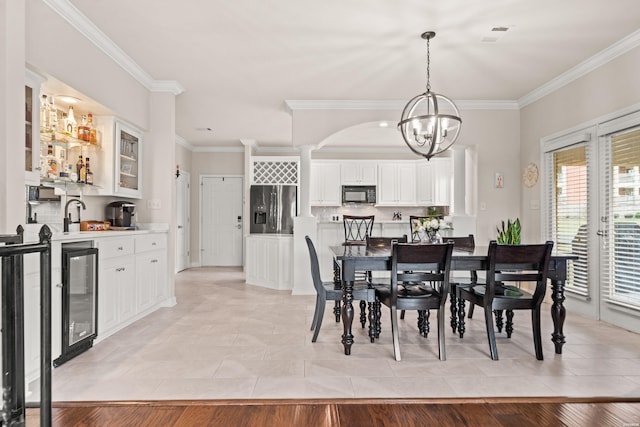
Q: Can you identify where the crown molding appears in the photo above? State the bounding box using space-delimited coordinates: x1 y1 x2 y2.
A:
315 146 410 154
285 99 518 113
151 80 185 95
191 146 245 153
175 135 193 150
43 0 183 94
519 28 640 108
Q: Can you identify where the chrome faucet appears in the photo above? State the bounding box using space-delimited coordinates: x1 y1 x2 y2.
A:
63 198 86 232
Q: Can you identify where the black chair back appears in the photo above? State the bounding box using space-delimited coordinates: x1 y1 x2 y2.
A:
392 242 454 306
486 240 554 306
343 215 375 244
305 236 324 296
444 234 475 252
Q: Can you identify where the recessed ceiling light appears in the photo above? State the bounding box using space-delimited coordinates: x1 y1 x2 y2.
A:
56 95 81 104
379 122 389 127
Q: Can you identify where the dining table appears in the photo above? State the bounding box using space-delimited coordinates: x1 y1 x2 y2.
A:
330 243 577 356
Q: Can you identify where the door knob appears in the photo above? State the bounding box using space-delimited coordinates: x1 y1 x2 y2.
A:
178 225 183 229
236 224 241 229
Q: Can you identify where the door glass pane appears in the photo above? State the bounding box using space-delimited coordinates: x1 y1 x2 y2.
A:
608 128 640 306
553 145 588 294
68 253 97 346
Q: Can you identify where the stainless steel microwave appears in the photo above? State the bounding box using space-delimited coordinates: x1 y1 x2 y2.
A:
342 185 376 204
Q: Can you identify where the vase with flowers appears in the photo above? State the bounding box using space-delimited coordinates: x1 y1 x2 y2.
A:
412 217 451 244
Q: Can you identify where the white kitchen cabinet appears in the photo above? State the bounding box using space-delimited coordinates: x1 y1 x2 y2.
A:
245 235 293 290
416 158 452 206
25 70 45 185
377 162 416 206
98 236 136 336
92 117 143 199
311 162 341 206
340 161 377 185
135 234 167 313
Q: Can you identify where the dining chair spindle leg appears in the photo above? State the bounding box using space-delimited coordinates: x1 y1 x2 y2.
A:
505 309 514 338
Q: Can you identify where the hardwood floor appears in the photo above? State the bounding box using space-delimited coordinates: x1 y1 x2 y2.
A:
26 397 640 426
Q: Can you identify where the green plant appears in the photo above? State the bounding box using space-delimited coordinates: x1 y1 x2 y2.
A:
496 218 521 244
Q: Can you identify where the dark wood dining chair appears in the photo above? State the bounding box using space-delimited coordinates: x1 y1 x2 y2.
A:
457 240 554 360
343 215 375 245
443 234 479 334
365 235 408 339
343 215 375 285
374 241 454 361
305 236 376 342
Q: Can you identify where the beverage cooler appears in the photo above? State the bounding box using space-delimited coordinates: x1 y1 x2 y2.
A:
53 241 98 367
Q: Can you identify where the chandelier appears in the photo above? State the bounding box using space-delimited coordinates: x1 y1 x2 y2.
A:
398 31 462 160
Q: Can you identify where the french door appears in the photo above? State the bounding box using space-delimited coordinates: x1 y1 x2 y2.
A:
544 112 640 332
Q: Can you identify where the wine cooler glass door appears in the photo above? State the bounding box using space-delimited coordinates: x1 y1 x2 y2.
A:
54 245 98 367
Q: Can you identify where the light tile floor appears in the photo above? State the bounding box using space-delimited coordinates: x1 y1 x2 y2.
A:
45 267 640 401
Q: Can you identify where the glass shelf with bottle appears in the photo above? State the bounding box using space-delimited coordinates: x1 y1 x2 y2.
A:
39 96 101 147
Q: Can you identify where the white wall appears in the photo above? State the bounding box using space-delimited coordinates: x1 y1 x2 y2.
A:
1 0 27 233
189 151 244 265
25 0 149 130
520 45 640 243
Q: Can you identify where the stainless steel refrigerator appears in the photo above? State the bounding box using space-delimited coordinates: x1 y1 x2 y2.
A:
250 185 297 234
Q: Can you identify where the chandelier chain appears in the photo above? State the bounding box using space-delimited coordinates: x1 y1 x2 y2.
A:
426 36 431 93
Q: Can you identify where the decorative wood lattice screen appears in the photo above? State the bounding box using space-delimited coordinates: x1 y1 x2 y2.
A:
252 160 298 185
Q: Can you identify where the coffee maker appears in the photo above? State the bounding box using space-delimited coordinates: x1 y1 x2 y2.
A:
105 201 136 229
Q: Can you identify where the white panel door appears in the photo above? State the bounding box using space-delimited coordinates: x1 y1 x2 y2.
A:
176 171 190 272
201 176 244 266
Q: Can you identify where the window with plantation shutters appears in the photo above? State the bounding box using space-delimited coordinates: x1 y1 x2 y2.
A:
544 138 591 296
600 127 640 309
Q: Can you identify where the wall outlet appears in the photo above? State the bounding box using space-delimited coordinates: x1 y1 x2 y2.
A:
147 199 161 210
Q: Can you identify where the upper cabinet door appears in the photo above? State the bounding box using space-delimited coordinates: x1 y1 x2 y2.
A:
377 162 416 206
25 70 45 185
340 161 377 185
114 121 142 199
415 158 452 206
311 162 341 206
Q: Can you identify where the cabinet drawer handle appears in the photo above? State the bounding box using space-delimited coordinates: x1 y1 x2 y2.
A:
117 246 124 251
152 242 157 246
151 259 158 263
116 267 126 272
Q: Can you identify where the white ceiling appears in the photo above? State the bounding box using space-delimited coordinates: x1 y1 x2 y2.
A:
62 0 640 149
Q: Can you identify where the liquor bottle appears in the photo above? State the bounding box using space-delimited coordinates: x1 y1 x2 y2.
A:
49 96 58 132
76 155 85 183
40 95 50 131
87 113 98 144
78 115 90 142
85 157 93 185
46 144 57 178
66 106 78 138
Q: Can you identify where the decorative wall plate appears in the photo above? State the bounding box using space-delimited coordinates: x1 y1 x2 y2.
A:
523 163 539 188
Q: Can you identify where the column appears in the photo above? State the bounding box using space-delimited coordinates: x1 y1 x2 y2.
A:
298 145 314 217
